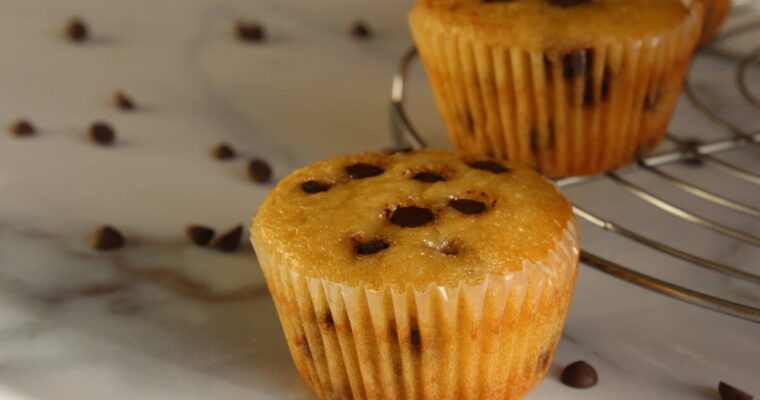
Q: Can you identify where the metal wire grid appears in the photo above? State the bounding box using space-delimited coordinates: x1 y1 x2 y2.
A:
389 19 760 323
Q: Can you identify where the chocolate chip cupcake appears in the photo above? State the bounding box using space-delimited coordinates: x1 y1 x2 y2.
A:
697 0 731 45
252 149 580 400
409 0 704 177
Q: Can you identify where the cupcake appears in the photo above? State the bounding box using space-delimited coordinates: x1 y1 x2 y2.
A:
409 0 704 177
252 149 580 400
697 0 731 46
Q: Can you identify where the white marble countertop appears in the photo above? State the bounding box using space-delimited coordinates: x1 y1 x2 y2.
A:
1 1 759 399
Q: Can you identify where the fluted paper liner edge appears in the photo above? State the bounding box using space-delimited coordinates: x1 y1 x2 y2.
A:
410 7 702 177
254 220 580 400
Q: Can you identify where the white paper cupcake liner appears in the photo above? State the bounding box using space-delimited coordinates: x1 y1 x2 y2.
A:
254 219 580 400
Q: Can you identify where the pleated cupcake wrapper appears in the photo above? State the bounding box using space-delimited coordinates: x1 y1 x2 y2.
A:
698 0 731 46
254 220 580 400
411 8 702 177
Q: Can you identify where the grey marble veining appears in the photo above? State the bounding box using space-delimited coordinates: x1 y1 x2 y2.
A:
0 0 758 399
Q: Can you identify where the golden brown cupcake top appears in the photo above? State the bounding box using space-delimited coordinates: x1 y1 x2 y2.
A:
410 0 700 49
252 149 576 289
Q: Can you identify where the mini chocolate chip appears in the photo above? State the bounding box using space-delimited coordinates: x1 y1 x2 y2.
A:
679 139 703 166
212 143 236 160
10 119 35 137
65 18 88 42
248 159 272 183
185 225 215 246
114 91 136 111
89 122 116 145
548 0 592 7
209 225 243 252
354 239 390 255
301 180 332 193
440 242 460 256
449 199 487 215
236 21 265 42
412 172 445 183
467 161 510 174
719 382 753 400
561 360 598 389
350 21 372 39
346 163 384 179
390 206 433 227
90 226 125 251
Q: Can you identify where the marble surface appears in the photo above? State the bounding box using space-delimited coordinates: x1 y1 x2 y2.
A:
0 1 759 399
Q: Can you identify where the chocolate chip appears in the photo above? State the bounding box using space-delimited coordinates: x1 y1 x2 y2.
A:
301 180 332 193
467 161 510 174
561 360 598 389
346 163 384 179
185 225 215 246
248 159 272 183
114 91 136 111
449 199 487 215
390 206 433 227
548 0 592 7
209 225 243 252
65 18 88 42
719 382 753 400
10 119 35 137
354 238 390 255
349 21 371 39
679 139 703 166
440 242 460 256
236 21 265 42
212 143 236 160
412 172 445 183
90 226 125 251
89 122 116 145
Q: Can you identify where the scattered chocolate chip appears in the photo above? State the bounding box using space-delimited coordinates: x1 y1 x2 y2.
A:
212 143 236 160
449 199 487 215
65 18 88 42
90 225 125 251
412 172 445 183
719 382 753 400
248 159 272 183
679 139 703 166
209 225 243 252
390 206 433 227
561 360 598 389
236 21 265 42
10 119 35 137
114 91 136 111
548 0 592 7
467 161 510 174
346 163 384 179
301 180 332 193
349 21 372 39
354 238 390 255
185 225 215 246
89 121 116 145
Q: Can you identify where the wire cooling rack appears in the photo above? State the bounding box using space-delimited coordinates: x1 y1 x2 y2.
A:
389 12 760 323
